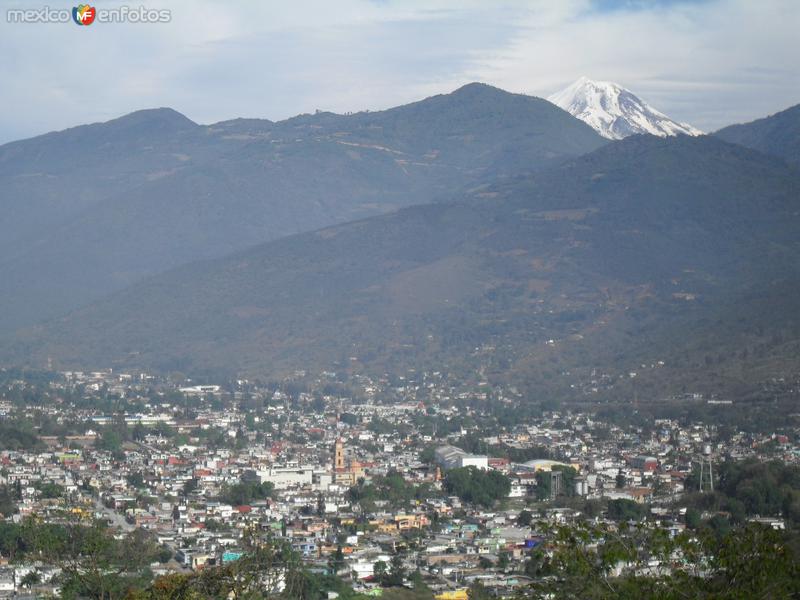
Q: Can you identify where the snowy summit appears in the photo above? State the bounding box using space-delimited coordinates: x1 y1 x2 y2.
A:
548 76 702 140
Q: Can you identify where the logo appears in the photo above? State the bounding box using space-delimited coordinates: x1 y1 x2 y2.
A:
8 4 170 24
72 4 96 25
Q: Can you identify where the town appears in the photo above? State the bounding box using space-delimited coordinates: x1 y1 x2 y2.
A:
0 366 797 598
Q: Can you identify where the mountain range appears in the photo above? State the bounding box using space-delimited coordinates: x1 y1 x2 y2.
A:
0 83 605 332
716 103 800 166
548 76 703 139
1 83 799 401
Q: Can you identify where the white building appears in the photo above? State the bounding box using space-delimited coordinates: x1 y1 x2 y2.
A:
435 445 488 470
256 466 314 489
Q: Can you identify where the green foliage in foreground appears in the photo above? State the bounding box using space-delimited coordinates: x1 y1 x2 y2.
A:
128 520 798 600
3 514 798 600
518 521 799 600
0 518 165 599
128 536 305 600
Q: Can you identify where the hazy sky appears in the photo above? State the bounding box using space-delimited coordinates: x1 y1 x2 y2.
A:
1 0 798 143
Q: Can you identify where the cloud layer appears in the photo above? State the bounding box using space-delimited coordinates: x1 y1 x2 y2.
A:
0 0 797 142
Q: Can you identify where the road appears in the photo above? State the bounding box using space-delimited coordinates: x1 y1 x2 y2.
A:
91 495 135 532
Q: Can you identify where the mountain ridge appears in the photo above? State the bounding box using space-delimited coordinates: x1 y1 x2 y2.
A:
715 103 800 166
0 83 606 332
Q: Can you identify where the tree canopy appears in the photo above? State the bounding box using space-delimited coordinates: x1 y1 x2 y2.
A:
443 466 510 507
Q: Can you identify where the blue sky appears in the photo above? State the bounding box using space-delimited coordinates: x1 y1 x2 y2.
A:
0 0 797 143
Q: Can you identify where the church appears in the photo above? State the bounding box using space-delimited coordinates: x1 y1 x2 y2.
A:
333 438 363 486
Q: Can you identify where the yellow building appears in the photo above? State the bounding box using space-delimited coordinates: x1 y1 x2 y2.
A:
435 590 468 600
333 438 363 486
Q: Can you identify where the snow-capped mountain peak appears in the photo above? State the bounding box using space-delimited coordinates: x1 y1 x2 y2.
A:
548 76 702 140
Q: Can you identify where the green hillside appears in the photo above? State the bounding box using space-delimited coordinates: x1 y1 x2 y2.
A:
8 135 799 402
0 84 605 332
715 103 800 166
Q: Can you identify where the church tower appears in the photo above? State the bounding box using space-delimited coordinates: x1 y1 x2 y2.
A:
334 438 345 471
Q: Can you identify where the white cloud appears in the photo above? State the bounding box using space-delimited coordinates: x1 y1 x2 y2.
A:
466 0 800 130
0 0 797 142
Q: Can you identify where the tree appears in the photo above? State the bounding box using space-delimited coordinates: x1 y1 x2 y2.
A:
217 481 274 506
20 571 41 587
707 514 732 540
26 519 162 600
95 429 123 457
517 509 533 527
0 485 17 516
519 521 800 599
328 545 345 574
126 472 146 490
132 422 147 442
616 470 626 489
374 560 388 582
582 499 603 518
310 395 326 414
551 466 577 497
386 553 406 586
467 580 492 600
156 547 173 563
37 482 64 499
606 499 646 522
443 467 510 507
685 508 701 530
150 530 304 598
419 446 436 465
181 478 198 496
524 547 551 579
535 472 551 501
410 570 433 597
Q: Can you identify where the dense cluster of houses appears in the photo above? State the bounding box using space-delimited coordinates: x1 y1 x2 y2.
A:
0 368 797 596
